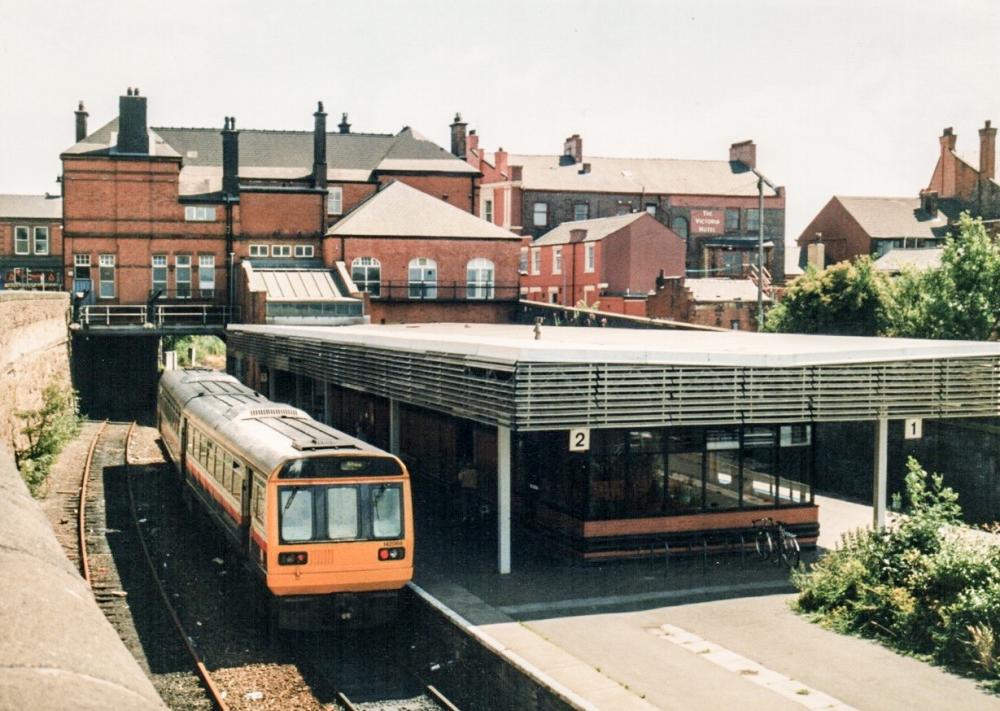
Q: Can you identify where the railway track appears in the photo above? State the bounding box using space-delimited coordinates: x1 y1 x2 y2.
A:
76 421 462 710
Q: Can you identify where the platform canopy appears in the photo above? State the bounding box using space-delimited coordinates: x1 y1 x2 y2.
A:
227 323 1000 431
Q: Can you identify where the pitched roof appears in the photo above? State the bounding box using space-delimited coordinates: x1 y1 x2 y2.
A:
873 248 944 273
327 181 519 239
247 268 358 302
533 213 650 246
836 196 950 239
509 154 777 197
0 194 62 219
685 278 770 303
64 118 475 195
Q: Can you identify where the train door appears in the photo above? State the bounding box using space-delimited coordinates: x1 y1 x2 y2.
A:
240 468 254 553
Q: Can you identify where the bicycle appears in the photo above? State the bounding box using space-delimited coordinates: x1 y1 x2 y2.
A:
751 517 801 568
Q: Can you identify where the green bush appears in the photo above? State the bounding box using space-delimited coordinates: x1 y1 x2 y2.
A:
13 382 82 496
162 335 226 368
794 457 1000 690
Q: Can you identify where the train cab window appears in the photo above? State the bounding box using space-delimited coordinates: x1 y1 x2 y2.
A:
280 488 314 542
327 487 359 539
372 485 402 538
280 457 403 479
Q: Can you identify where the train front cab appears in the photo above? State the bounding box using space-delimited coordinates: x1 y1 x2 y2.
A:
261 455 414 629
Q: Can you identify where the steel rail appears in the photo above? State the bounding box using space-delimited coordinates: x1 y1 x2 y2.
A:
122 423 230 711
77 419 108 586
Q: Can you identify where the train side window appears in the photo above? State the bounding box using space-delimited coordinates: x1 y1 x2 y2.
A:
222 451 232 491
280 488 314 542
231 461 243 497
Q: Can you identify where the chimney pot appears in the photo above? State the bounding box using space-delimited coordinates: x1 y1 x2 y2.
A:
338 112 351 134
729 140 756 170
562 135 583 165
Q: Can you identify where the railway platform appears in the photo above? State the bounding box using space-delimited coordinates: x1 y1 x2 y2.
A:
412 494 999 711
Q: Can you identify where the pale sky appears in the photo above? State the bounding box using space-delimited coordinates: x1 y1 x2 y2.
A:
3 0 1000 263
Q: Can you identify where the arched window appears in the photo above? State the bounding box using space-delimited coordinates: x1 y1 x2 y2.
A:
408 257 437 299
351 256 381 297
466 257 495 300
671 216 689 239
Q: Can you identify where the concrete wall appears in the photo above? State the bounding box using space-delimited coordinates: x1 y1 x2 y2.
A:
0 292 71 456
0 451 165 709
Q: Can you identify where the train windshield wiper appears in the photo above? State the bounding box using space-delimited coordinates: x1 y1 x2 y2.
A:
283 489 299 512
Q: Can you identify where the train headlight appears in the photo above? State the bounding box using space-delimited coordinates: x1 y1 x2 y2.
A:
278 552 308 566
378 547 406 561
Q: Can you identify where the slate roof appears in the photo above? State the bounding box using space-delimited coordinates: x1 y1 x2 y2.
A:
327 181 520 239
532 213 650 246
836 196 950 239
509 154 777 197
873 248 944 273
685 278 770 303
63 118 475 196
0 194 62 219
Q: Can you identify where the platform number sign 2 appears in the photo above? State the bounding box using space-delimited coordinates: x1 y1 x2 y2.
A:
904 418 922 440
569 428 590 452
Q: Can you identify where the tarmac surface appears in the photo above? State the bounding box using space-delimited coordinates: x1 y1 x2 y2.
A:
412 491 1000 711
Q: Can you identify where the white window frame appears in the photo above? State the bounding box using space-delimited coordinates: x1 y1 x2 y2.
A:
151 255 167 293
175 255 192 298
530 247 541 275
408 257 438 300
271 245 292 258
184 205 217 222
327 187 343 216
198 254 215 298
294 244 315 258
746 208 761 232
351 256 381 297
466 257 495 300
32 226 49 255
14 226 29 255
552 246 563 275
74 253 91 279
98 254 116 299
532 202 548 227
249 244 269 258
484 199 494 224
585 243 596 273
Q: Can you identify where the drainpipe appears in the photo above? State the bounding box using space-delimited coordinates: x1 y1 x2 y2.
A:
754 170 777 330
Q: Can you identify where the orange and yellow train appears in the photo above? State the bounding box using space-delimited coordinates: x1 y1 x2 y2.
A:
157 368 413 629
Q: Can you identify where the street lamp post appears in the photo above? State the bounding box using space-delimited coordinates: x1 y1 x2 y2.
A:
754 170 777 330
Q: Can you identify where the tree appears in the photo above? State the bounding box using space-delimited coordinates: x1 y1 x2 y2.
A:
887 213 1000 340
764 256 890 336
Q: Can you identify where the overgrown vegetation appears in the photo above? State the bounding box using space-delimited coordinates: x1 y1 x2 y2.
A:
162 335 226 369
13 382 83 496
793 458 1000 690
767 213 1000 340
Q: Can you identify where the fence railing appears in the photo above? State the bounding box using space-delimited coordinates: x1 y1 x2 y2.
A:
79 304 239 328
367 281 521 302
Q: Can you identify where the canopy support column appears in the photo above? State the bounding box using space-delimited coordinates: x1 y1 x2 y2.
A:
498 425 511 574
873 417 888 529
389 399 401 455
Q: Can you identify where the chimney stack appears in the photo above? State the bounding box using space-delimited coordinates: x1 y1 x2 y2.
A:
570 228 588 242
338 112 351 134
313 101 327 189
116 87 148 154
450 112 467 157
74 101 89 142
221 116 239 197
980 120 996 180
940 126 957 154
729 140 756 169
562 134 583 165
511 165 523 182
495 147 508 177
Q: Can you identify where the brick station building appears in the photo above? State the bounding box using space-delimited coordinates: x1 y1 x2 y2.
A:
60 89 479 314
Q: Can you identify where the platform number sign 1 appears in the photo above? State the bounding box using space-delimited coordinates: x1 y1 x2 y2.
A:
569 428 590 452
904 417 922 440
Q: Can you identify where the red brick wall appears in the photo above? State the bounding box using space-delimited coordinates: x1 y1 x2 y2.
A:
796 197 873 264
0 220 62 258
366 301 515 324
327 182 377 224
239 192 323 237
335 234 519 322
602 214 685 295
